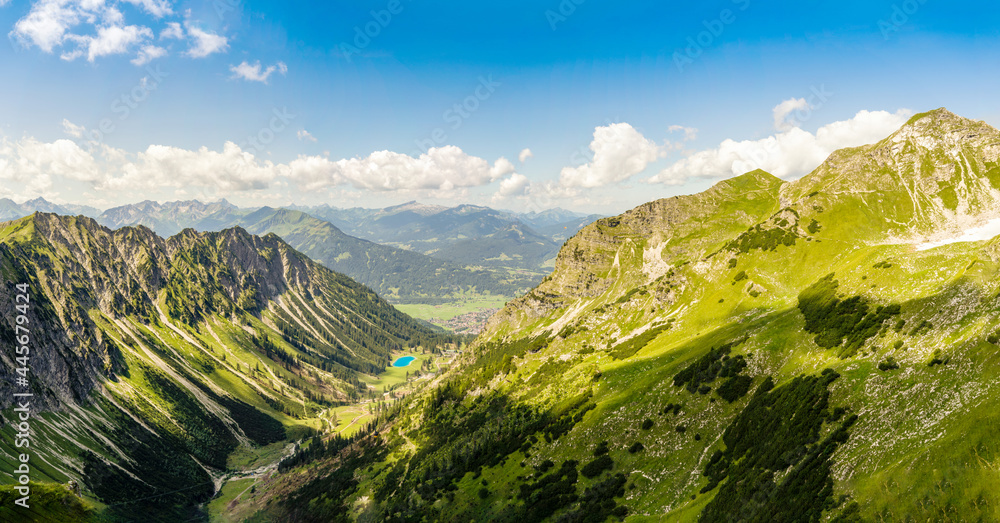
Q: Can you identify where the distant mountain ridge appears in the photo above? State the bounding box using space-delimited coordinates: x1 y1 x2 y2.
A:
97 198 242 236
299 202 602 270
95 200 602 303
96 204 537 304
0 197 101 220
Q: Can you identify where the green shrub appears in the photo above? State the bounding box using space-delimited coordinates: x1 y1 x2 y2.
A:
580 454 614 478
717 375 753 403
877 357 899 372
699 370 857 523
673 340 748 393
798 274 901 356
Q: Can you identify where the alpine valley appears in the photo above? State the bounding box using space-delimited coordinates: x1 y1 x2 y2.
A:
6 108 1000 522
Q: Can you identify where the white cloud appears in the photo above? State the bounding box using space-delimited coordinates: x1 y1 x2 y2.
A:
297 130 317 143
773 97 812 131
61 119 86 138
559 123 662 188
10 0 85 53
286 146 515 192
66 24 152 62
0 133 527 204
649 109 913 185
230 60 287 83
159 21 182 39
184 22 228 58
121 0 172 18
110 142 276 191
0 137 103 191
10 0 153 61
518 148 533 163
493 173 530 199
131 44 166 65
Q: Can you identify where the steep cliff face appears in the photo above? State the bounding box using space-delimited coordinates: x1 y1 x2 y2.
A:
485 169 785 338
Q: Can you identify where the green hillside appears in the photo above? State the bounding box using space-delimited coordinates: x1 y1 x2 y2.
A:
240 109 1000 522
0 214 455 522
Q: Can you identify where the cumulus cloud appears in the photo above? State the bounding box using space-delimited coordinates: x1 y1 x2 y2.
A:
69 24 153 62
286 146 515 192
109 142 276 191
518 148 533 163
0 137 103 193
559 123 662 188
297 130 317 143
184 22 227 58
0 130 526 203
773 97 812 131
131 44 166 65
494 173 530 199
230 60 287 83
649 109 913 185
11 0 155 61
159 21 183 39
10 0 84 53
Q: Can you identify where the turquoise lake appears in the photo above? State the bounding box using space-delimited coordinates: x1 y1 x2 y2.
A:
392 356 416 367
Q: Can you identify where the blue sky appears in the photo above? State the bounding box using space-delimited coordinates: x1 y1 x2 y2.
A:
1 0 999 214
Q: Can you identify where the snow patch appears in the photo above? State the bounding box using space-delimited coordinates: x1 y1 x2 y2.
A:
915 217 1000 251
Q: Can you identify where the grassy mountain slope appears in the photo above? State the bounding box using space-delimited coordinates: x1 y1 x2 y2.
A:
0 213 449 521
244 109 1000 522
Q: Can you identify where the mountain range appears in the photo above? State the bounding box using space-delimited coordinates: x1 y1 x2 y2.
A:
7 108 1000 522
298 202 601 270
91 201 600 310
228 108 1000 522
0 198 101 220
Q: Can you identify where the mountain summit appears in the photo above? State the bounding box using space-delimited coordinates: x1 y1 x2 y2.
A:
784 108 1000 241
